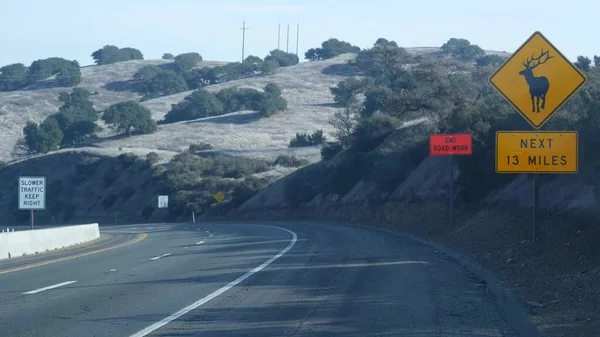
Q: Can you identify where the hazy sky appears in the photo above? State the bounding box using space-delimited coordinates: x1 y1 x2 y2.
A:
1 0 597 66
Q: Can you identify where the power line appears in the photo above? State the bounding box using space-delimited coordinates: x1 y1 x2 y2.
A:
296 22 300 56
286 23 290 53
239 19 250 68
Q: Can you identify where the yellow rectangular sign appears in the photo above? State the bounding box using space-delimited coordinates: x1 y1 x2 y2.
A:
496 131 578 173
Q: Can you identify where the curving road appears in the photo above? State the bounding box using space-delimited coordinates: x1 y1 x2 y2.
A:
0 222 519 337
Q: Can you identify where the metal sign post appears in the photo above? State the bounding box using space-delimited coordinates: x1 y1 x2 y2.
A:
449 155 454 228
214 191 225 219
429 134 473 227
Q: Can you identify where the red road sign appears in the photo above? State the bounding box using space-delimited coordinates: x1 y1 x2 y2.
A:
429 134 472 156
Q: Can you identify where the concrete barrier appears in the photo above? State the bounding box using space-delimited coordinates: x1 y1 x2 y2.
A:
0 224 100 260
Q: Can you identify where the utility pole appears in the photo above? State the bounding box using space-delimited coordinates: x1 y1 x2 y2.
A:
286 23 290 53
296 22 299 55
239 20 250 70
278 22 281 50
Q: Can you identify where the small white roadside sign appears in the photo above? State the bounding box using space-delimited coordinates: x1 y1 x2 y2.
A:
158 195 169 208
19 176 46 210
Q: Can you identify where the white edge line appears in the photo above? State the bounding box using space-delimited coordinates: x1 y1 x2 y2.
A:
196 241 205 245
23 281 78 295
129 225 297 337
150 253 171 261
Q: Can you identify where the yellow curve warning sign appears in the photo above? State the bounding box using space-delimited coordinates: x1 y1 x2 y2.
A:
496 131 578 173
488 31 587 128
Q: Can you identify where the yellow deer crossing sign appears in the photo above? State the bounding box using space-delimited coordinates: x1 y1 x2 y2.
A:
488 31 587 128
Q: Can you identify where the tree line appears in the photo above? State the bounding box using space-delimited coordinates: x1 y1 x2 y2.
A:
132 49 298 101
22 88 156 154
21 82 287 154
160 83 287 124
0 58 81 91
0 44 144 92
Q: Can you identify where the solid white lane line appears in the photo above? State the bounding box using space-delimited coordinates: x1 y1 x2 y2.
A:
209 234 214 237
129 225 297 337
23 281 78 295
150 253 172 261
196 241 205 245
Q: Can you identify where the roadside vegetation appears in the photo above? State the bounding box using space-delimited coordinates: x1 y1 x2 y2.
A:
285 37 600 206
149 149 288 219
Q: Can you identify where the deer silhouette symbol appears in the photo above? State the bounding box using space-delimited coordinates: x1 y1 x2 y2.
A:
519 49 553 113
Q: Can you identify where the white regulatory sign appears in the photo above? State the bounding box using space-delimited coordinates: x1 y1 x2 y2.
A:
19 176 46 210
158 195 169 208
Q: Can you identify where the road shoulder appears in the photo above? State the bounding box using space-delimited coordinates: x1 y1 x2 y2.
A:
0 230 146 275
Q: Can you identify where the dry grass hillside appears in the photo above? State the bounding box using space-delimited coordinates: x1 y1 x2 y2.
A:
96 54 357 161
0 59 227 162
1 47 510 164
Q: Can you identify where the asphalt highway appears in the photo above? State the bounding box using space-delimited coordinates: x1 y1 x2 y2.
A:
0 222 519 336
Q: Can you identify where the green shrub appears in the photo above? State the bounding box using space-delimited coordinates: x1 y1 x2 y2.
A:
289 130 326 147
76 156 101 176
162 89 224 123
173 52 203 73
305 38 361 61
117 153 137 167
152 165 167 177
141 205 155 219
272 155 308 167
321 141 344 160
352 115 401 152
330 77 365 106
224 158 270 178
230 176 267 207
91 45 144 65
146 152 160 164
216 87 263 113
264 50 299 67
189 143 214 152
257 83 287 117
